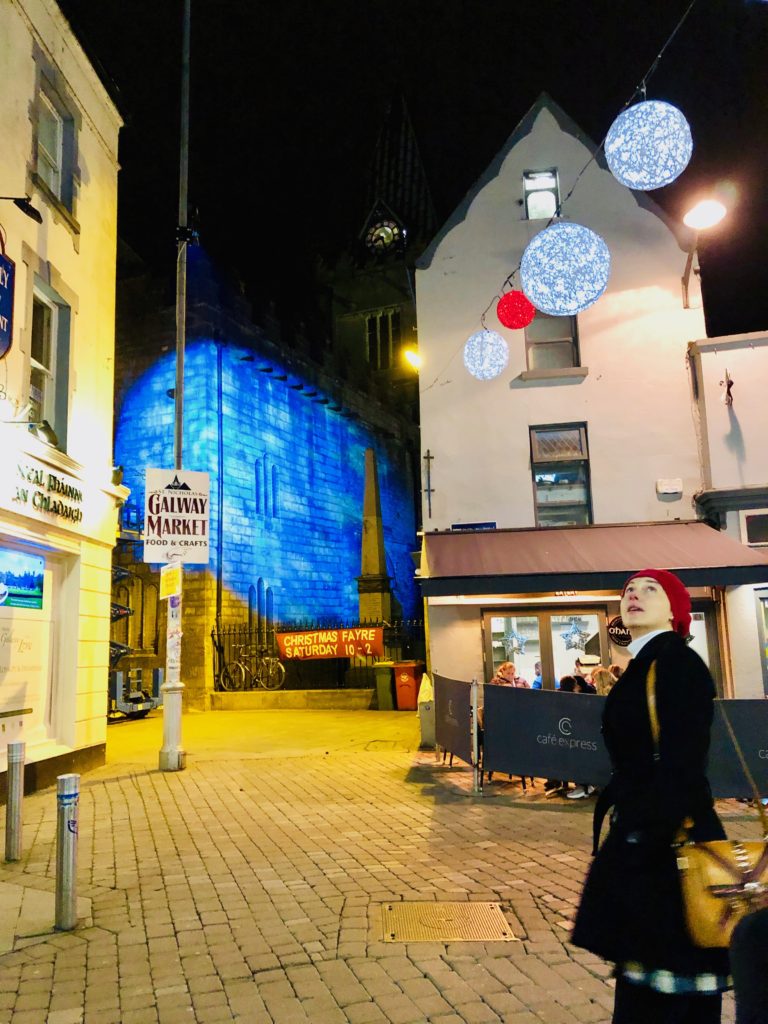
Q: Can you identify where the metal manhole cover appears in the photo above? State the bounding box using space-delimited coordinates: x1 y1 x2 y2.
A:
381 902 517 942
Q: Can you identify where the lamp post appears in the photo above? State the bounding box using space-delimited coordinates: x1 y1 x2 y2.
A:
681 199 727 309
159 0 191 773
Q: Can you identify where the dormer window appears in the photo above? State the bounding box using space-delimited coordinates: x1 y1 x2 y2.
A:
523 170 559 221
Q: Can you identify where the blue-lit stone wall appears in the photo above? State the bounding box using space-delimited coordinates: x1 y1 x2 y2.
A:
115 340 418 622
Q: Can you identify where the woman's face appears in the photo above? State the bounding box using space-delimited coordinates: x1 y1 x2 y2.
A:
620 576 673 636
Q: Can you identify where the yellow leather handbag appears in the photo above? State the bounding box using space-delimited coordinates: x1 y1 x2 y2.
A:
646 661 768 948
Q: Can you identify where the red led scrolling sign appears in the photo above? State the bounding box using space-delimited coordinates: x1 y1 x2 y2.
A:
276 627 384 660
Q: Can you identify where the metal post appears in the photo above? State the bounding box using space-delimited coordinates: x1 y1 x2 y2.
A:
159 591 186 771
55 773 79 931
5 742 25 862
175 0 190 470
681 230 699 309
161 0 191 773
470 678 480 793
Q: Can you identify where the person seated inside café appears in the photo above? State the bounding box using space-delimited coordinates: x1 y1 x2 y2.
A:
574 653 600 685
489 661 529 688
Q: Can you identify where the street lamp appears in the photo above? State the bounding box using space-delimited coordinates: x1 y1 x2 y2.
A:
681 199 727 309
403 348 422 370
0 196 43 224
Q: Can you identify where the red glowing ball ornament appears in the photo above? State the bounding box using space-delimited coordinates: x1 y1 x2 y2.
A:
496 290 536 330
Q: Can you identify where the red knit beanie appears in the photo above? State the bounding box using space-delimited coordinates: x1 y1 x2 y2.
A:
621 569 692 637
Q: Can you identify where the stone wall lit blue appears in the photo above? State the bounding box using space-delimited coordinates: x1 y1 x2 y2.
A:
115 340 418 622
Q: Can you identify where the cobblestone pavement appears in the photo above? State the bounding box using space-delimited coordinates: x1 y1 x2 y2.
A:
0 711 747 1023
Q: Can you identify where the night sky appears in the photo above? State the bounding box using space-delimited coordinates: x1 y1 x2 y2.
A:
59 0 768 338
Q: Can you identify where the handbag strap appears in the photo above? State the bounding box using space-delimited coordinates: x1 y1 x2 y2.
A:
646 660 660 760
645 659 768 841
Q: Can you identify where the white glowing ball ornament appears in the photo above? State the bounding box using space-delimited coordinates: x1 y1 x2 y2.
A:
521 222 611 316
463 330 509 380
605 100 693 191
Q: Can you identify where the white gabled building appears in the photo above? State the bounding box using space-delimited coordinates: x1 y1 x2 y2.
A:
0 0 126 788
415 94 768 696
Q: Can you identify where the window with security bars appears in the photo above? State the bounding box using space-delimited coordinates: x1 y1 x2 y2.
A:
523 169 560 221
525 313 579 370
366 309 401 370
530 424 592 527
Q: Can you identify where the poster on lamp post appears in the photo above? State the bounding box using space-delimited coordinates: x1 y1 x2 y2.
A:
143 469 210 564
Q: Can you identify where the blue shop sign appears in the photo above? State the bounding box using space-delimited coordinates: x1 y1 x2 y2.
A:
0 252 15 359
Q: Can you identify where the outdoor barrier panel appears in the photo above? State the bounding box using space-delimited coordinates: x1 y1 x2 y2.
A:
709 700 768 798
434 674 474 766
483 688 611 786
482 688 768 798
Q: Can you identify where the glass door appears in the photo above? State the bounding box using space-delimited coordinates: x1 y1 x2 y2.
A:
486 613 541 686
549 611 603 686
483 607 609 689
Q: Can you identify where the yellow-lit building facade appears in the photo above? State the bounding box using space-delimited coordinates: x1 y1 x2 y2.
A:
0 0 125 787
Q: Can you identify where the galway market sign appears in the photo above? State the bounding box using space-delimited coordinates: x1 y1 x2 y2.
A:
276 627 384 660
143 468 210 564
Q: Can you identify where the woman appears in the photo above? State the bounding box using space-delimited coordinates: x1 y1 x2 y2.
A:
592 666 618 697
571 569 729 1023
490 661 529 688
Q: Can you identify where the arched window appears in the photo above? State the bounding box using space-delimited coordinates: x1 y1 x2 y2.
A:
271 465 279 518
257 577 266 645
248 584 257 633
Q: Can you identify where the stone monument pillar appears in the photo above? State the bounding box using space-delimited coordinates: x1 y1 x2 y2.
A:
357 448 392 622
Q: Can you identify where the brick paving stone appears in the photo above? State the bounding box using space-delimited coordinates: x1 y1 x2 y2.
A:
373 993 428 1024
121 1010 160 1024
299 996 347 1023
46 1011 85 1024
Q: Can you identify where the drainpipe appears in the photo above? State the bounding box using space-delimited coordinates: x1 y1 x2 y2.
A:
216 342 224 621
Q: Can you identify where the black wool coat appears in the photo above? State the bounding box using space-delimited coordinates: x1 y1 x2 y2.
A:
570 630 730 977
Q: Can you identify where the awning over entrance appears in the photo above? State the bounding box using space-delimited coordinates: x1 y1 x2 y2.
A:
419 520 768 596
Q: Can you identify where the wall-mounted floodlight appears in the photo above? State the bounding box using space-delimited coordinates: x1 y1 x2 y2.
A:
682 199 728 309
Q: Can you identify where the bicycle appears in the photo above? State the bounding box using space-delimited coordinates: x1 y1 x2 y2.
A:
219 643 286 691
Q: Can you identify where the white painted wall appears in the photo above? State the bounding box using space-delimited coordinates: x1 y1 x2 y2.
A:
0 0 124 772
689 333 768 491
427 603 484 683
417 100 706 530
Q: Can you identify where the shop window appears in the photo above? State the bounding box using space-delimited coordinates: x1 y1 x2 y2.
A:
29 286 70 450
530 423 592 527
523 169 559 220
365 309 401 370
485 608 606 690
739 509 768 547
488 614 541 684
525 313 579 370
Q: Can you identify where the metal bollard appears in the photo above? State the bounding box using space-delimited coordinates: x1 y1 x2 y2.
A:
55 773 79 931
470 679 480 794
5 742 25 862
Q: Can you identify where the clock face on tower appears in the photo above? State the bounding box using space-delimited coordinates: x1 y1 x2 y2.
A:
365 219 403 253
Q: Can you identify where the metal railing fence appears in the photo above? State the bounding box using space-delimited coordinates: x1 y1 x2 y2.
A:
211 617 425 691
